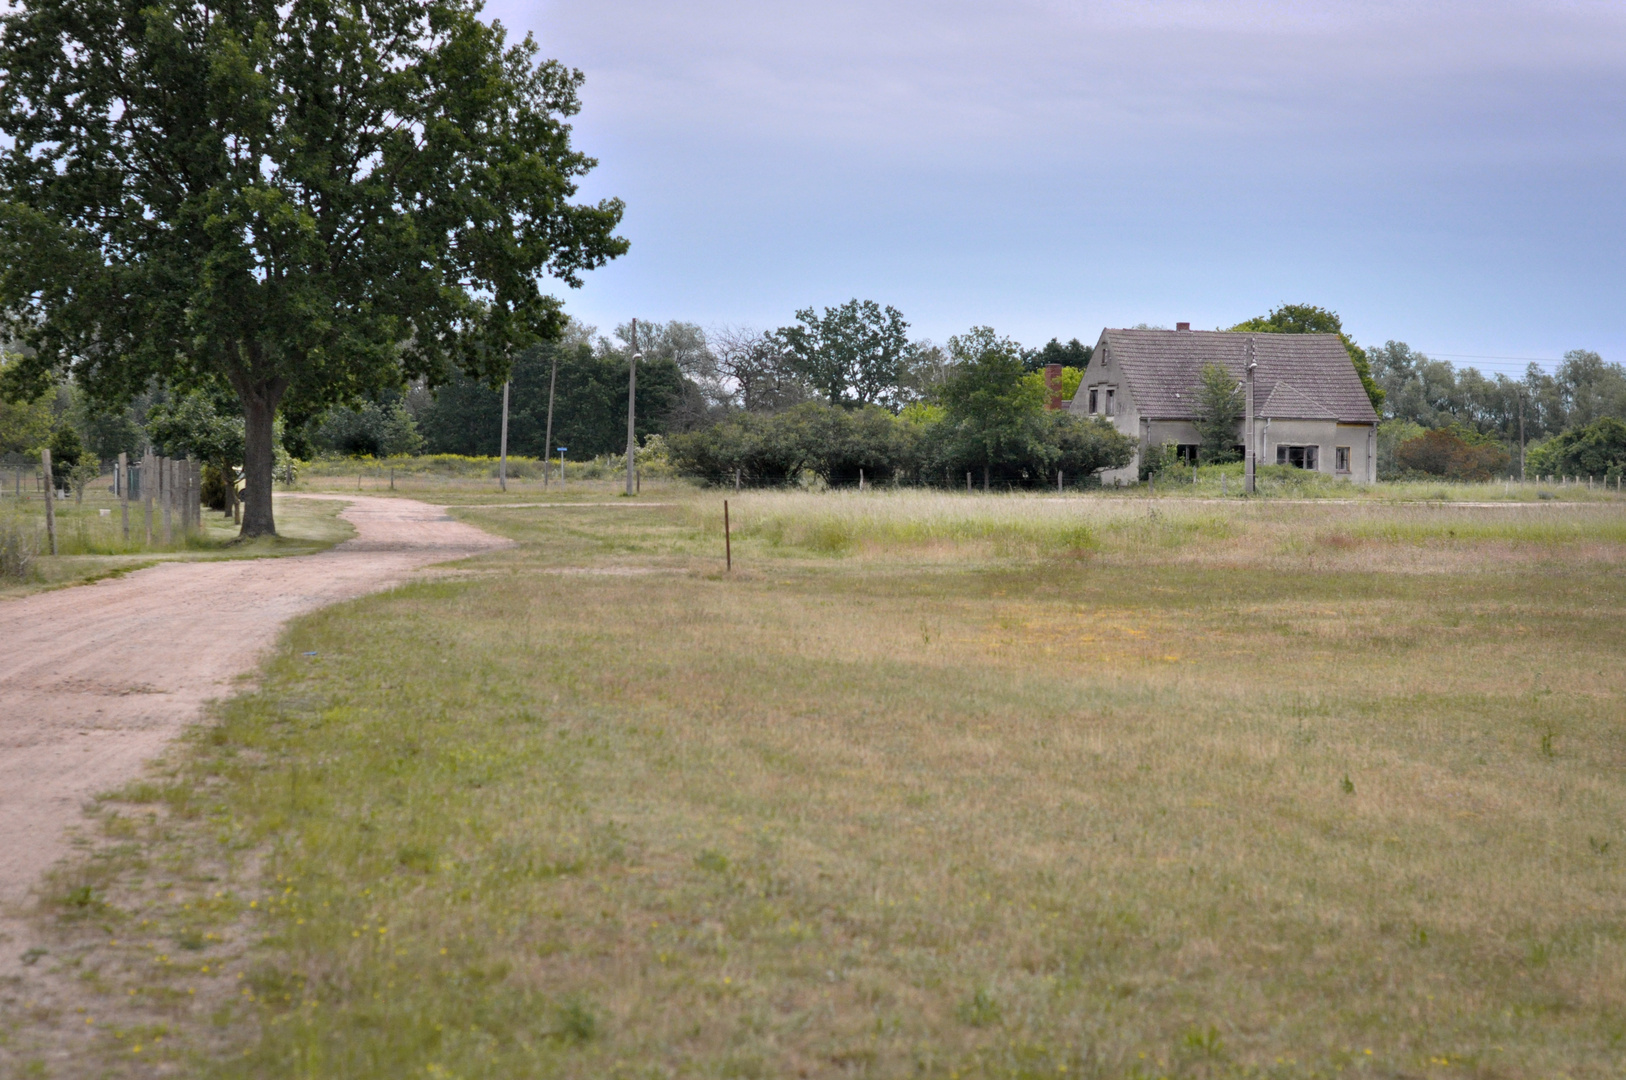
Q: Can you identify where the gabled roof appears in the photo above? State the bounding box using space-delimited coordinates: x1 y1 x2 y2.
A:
1094 329 1378 424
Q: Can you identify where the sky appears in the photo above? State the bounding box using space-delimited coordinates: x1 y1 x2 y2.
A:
489 0 1626 375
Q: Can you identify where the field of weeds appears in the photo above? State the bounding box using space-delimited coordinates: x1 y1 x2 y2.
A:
6 486 1624 1079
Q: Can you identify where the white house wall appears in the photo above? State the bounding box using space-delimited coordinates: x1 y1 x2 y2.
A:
1069 347 1144 485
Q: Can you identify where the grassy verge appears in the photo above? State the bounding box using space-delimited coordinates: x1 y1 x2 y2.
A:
0 496 354 599
9 492 1625 1078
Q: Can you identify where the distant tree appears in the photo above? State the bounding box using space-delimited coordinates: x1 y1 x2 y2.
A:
1232 304 1384 412
46 423 82 487
1375 418 1426 480
1193 362 1243 464
710 326 811 414
1024 337 1093 373
0 356 51 456
147 390 247 508
1395 424 1509 481
1554 350 1626 429
1526 417 1626 479
937 328 1049 486
776 300 911 408
417 340 684 458
0 0 626 536
898 340 955 405
1048 413 1135 477
310 398 424 458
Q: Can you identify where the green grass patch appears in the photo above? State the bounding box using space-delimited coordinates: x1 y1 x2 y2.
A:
32 493 1626 1078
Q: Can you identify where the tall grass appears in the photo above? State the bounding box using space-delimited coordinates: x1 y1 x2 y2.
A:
29 493 1624 1079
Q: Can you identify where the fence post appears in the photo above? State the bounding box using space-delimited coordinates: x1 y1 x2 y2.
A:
119 452 130 542
160 455 173 544
41 448 57 556
724 499 732 572
1058 469 1063 493
966 471 971 493
143 452 154 545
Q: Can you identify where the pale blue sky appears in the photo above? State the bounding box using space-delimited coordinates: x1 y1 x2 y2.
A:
493 1 1626 375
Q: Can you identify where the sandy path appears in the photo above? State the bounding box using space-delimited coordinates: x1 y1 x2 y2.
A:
0 496 506 969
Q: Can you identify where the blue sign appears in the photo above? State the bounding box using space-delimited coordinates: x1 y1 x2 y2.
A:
557 447 568 453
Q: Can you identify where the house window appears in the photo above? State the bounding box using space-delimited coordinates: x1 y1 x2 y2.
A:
1175 444 1199 465
1275 445 1319 470
1335 446 1351 473
1104 387 1116 416
1087 387 1099 413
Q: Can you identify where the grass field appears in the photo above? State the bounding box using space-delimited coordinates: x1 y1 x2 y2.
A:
7 483 1625 1079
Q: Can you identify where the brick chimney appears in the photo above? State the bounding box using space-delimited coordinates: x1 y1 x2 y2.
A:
1176 322 1191 331
1043 363 1065 410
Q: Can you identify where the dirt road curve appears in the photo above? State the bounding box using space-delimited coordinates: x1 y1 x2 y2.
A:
0 496 505 968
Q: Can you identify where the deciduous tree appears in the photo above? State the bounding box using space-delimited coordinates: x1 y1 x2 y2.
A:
776 300 910 408
0 0 626 535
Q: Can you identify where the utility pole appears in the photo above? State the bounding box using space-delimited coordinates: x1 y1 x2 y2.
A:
1518 388 1526 482
1243 336 1257 495
626 318 639 496
543 346 559 490
498 376 510 492
41 447 56 555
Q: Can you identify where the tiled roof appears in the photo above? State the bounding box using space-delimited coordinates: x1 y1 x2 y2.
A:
1094 329 1378 424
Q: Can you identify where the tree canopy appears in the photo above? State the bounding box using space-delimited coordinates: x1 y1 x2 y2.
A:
1231 304 1384 412
1193 362 1243 464
0 0 626 534
776 300 911 408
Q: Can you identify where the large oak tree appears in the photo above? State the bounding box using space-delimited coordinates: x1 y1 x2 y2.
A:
0 0 626 535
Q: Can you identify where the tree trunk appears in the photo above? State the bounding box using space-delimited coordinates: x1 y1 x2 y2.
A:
238 378 287 538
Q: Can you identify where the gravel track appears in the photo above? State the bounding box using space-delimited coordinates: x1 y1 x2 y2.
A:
0 495 506 974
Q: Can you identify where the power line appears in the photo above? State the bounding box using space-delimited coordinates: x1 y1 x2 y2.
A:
1422 352 1564 363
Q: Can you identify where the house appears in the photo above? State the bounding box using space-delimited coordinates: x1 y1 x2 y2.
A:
1068 323 1379 483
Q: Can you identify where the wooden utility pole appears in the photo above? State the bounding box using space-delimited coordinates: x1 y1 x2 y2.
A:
1243 336 1257 495
498 377 510 492
1518 389 1526 482
724 499 731 572
542 348 559 490
41 447 57 555
626 318 639 496
118 452 129 542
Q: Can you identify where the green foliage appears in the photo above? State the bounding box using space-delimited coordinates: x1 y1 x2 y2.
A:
147 392 246 467
1376 418 1426 480
668 394 1132 488
46 423 81 486
1368 343 1626 446
1396 424 1511 481
775 299 911 408
417 340 683 459
1231 303 1384 412
1525 417 1626 479
0 384 51 457
311 399 423 459
0 0 627 535
1025 336 1093 372
1193 362 1243 464
938 328 1049 478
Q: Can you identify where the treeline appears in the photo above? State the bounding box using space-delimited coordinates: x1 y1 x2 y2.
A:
11 298 1622 486
1369 344 1626 480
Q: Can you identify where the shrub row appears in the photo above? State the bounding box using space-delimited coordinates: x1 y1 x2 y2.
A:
666 402 1134 487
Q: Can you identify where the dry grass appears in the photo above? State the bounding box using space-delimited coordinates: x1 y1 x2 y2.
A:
6 488 1625 1079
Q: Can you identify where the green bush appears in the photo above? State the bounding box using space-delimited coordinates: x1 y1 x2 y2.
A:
1525 418 1626 480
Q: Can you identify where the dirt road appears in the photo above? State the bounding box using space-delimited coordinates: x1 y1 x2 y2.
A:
0 496 505 972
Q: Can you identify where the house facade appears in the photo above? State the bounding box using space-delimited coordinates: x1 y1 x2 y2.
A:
1068 325 1379 484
